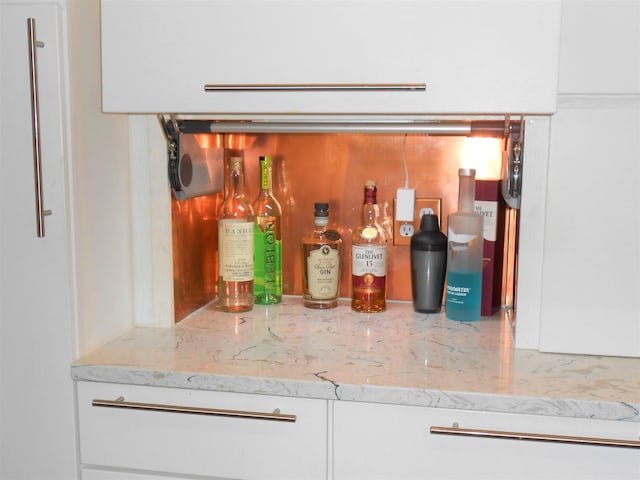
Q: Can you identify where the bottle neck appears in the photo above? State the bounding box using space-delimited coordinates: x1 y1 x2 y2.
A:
314 216 329 234
259 157 272 193
458 173 475 213
362 185 378 224
227 157 245 197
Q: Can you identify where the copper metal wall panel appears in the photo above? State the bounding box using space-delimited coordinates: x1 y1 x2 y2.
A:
172 133 512 322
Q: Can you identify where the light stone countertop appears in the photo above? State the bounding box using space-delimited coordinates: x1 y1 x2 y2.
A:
71 297 640 422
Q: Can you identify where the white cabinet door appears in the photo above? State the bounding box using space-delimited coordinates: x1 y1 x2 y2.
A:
537 100 640 357
558 0 640 94
100 0 561 115
333 401 640 480
77 381 328 480
0 3 77 478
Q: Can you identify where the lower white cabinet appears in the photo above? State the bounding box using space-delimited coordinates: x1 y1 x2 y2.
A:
77 382 639 480
76 382 328 480
333 400 640 480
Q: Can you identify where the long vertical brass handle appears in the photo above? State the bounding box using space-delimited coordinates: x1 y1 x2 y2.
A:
27 18 51 238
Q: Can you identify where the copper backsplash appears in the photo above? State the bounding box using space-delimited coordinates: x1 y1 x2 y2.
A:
171 133 517 322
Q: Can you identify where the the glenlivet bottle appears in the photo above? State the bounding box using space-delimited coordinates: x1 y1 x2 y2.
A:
253 155 283 305
217 155 254 312
445 168 484 321
351 181 387 313
301 202 342 309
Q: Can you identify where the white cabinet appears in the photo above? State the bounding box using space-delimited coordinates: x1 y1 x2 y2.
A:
517 0 640 357
558 0 640 94
0 3 77 478
100 0 561 115
333 401 640 480
538 102 640 357
76 381 328 480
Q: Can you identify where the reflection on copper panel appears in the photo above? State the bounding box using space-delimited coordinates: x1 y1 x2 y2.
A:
171 133 517 322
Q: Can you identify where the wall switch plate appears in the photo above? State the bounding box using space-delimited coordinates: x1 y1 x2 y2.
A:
393 198 442 246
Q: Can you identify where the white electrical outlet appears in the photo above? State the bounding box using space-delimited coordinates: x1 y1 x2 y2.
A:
393 198 442 246
399 223 415 237
419 206 435 218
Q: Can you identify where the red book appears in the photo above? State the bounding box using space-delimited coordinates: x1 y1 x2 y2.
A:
475 180 506 316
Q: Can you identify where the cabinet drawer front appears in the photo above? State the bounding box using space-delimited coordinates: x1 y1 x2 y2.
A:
77 382 327 479
334 401 640 480
101 0 560 114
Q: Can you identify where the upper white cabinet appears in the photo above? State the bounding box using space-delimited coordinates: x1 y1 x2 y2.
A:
558 0 640 94
100 0 561 115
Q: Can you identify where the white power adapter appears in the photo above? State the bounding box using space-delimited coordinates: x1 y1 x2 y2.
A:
396 187 416 222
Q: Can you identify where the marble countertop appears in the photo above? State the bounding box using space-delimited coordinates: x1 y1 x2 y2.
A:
72 297 640 422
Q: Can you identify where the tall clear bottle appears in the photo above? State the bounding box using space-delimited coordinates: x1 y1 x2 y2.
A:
253 155 283 305
301 202 342 309
218 155 254 312
351 181 387 313
445 168 484 321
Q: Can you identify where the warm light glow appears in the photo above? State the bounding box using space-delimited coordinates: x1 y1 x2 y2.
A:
224 133 257 150
461 137 502 179
194 133 223 149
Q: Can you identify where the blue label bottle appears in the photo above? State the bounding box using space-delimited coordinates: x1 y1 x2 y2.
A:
445 168 484 321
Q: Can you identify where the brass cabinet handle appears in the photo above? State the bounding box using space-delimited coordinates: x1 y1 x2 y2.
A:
204 83 426 92
430 425 640 449
27 18 52 238
92 397 297 422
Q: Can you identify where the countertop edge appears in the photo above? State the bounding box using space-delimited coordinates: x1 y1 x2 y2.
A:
71 364 640 423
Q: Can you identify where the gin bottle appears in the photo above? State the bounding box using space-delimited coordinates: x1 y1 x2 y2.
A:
445 168 484 321
253 155 283 305
301 203 342 309
351 181 387 313
218 155 254 312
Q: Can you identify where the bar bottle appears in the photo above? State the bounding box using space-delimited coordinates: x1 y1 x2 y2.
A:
218 155 254 312
445 168 484 321
301 202 342 308
253 155 283 304
351 181 387 313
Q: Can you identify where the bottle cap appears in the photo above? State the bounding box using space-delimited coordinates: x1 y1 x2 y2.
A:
420 213 441 232
365 180 377 188
229 156 243 170
314 202 329 217
458 168 476 177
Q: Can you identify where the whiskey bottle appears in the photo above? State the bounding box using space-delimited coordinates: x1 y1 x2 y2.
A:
445 168 484 321
253 155 283 305
217 155 254 312
351 181 387 313
301 203 342 309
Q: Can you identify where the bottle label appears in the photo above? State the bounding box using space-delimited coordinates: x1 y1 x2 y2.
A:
474 200 498 241
445 271 482 321
218 220 254 281
307 245 340 299
352 245 387 276
254 220 282 296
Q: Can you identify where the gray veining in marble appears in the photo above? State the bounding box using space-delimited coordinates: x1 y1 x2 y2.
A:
72 297 640 422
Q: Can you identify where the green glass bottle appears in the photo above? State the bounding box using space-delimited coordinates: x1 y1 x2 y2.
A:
253 155 283 304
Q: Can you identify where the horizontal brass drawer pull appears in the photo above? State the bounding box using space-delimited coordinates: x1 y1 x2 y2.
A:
92 397 296 422
430 425 640 449
204 83 426 92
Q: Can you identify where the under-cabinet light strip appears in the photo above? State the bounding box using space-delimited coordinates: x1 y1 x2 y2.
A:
171 119 518 136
